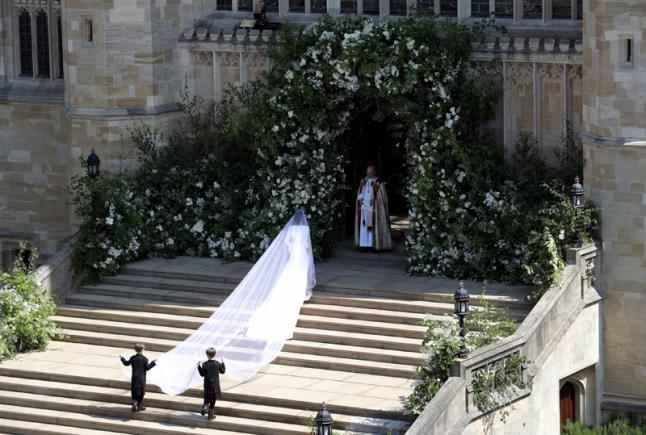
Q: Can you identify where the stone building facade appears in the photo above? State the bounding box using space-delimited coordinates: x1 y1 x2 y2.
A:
583 0 646 423
0 0 645 425
0 0 586 262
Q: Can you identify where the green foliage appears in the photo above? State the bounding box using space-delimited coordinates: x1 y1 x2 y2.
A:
563 420 646 435
0 243 57 360
405 295 519 416
70 16 597 291
470 352 527 415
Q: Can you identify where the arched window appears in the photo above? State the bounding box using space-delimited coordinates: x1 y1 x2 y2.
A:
18 9 33 77
36 10 50 78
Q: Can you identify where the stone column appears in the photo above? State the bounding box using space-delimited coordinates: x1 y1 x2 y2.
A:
532 62 540 142
543 0 552 22
47 0 54 79
30 9 38 78
239 51 249 85
279 0 288 16
502 61 513 158
213 50 223 102
457 0 468 19
327 0 340 15
561 63 568 135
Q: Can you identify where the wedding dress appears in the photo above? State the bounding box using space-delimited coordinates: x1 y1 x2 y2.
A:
145 210 316 396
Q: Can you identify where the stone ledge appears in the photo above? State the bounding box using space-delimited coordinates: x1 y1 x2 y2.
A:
0 79 65 105
65 103 181 120
582 133 646 147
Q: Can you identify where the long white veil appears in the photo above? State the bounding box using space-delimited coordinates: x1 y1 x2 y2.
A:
146 210 316 395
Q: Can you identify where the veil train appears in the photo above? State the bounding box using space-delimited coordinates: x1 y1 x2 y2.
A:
146 210 316 396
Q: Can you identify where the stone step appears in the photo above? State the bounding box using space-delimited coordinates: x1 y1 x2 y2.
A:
0 365 410 421
0 376 407 434
57 305 432 340
0 397 285 435
0 417 129 435
118 269 533 309
67 292 432 325
55 319 424 367
55 308 425 353
58 330 419 378
82 282 463 316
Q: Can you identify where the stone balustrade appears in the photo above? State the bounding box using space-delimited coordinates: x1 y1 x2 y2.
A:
32 235 78 304
406 244 599 434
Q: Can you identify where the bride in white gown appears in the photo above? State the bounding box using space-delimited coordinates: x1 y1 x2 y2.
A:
145 210 316 396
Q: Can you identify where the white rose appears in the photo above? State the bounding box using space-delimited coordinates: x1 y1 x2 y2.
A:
106 217 114 226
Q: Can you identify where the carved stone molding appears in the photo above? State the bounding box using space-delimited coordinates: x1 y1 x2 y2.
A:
221 51 240 68
539 63 562 81
509 63 533 88
245 52 269 69
14 0 60 12
192 50 213 66
567 64 583 81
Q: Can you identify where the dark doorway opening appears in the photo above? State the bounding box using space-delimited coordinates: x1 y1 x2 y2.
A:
340 105 408 240
560 382 577 429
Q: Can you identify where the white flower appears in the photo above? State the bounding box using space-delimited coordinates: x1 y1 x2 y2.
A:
105 217 114 226
484 192 497 208
186 198 193 207
288 110 294 118
191 220 205 234
285 70 294 81
272 125 280 133
213 181 220 189
196 182 203 189
558 230 565 240
167 238 174 246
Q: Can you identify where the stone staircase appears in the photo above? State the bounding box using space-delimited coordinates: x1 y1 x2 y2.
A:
0 256 531 435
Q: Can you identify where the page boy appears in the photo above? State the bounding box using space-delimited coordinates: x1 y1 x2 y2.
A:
120 343 156 412
198 347 226 420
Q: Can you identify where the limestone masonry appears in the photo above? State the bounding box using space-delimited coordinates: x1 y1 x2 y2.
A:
1 0 645 427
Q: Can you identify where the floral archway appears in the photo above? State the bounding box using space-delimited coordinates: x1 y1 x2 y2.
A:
238 18 473 267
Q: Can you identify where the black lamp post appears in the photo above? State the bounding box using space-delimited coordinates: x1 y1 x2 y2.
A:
571 177 585 247
315 403 333 435
454 281 470 358
87 149 100 178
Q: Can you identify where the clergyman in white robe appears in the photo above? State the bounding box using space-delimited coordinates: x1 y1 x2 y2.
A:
354 166 392 251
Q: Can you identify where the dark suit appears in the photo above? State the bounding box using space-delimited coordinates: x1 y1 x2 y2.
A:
198 359 226 409
121 354 156 406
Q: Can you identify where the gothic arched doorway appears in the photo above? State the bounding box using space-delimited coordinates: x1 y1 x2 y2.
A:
560 381 577 428
340 102 408 242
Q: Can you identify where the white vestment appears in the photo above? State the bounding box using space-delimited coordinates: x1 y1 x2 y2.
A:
358 176 377 247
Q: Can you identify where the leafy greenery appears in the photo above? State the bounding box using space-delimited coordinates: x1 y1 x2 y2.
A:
405 295 520 416
470 352 527 414
0 243 58 360
71 16 596 291
563 420 646 435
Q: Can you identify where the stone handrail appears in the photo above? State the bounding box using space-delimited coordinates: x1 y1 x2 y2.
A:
406 244 598 434
32 237 78 304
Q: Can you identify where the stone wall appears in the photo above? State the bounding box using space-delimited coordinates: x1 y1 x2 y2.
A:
63 0 187 115
582 0 646 419
462 303 601 434
0 100 73 255
0 0 12 82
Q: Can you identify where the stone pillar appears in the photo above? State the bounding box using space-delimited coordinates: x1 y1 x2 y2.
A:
457 0 468 19
213 50 223 102
30 9 37 78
